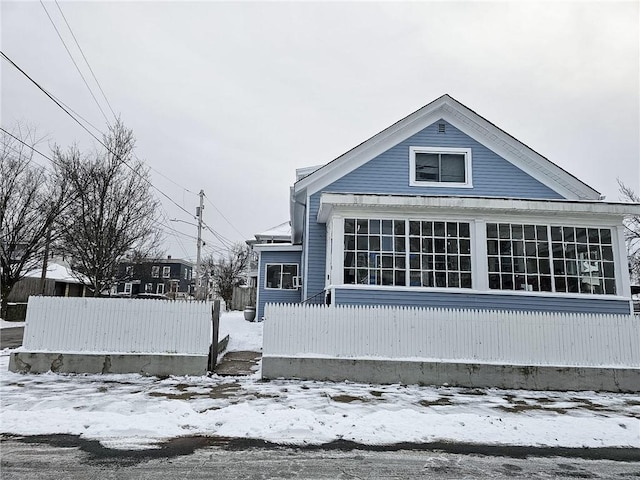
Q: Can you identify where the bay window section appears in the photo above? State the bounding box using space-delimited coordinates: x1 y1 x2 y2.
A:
487 223 616 295
344 218 472 288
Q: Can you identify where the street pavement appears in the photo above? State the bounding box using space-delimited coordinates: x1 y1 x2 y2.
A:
0 327 24 349
2 436 639 479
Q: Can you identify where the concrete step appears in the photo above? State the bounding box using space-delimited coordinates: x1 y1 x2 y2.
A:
215 351 261 376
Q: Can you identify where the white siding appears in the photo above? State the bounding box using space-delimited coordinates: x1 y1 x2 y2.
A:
263 304 639 367
22 297 212 355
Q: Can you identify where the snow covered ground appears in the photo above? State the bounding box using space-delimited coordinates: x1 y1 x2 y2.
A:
1 311 638 451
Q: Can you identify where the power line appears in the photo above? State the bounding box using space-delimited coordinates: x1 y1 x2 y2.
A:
54 0 117 120
203 192 247 239
39 0 110 125
0 126 60 168
0 50 196 222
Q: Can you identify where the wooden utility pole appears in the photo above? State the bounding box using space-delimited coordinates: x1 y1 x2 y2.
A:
195 190 204 300
39 227 52 295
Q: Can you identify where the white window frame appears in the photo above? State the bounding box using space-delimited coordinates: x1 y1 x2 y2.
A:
124 282 132 295
265 263 299 290
157 283 165 294
145 283 153 293
162 266 171 278
151 265 159 278
409 146 472 188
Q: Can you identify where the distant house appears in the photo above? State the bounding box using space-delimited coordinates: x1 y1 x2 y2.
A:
246 222 292 287
115 256 193 298
8 258 88 302
254 94 640 321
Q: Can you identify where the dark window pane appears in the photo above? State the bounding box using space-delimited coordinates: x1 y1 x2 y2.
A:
409 254 420 269
604 279 616 295
600 229 611 245
409 221 420 236
536 225 548 240
435 255 446 271
511 224 523 239
487 223 498 239
382 236 393 251
501 274 513 290
447 256 459 271
434 222 446 237
382 255 393 268
381 270 394 285
345 235 355 250
447 222 457 237
422 221 432 236
440 154 465 182
357 219 368 234
555 276 566 292
524 225 535 240
409 237 420 252
422 238 433 253
357 253 368 267
488 256 500 273
489 274 500 289
410 271 421 286
603 262 615 278
370 236 380 251
369 219 380 234
512 240 525 256
501 258 513 273
357 270 369 284
567 277 579 293
394 220 405 235
460 256 472 272
526 258 538 274
487 240 498 255
422 271 434 287
382 220 393 234
282 264 298 289
460 239 471 255
459 223 470 238
266 264 282 289
344 219 355 234
499 224 510 239
525 241 537 256
357 236 368 250
434 238 446 253
447 240 458 254
415 153 439 181
448 272 459 287
576 228 587 243
394 237 406 253
553 260 565 275
344 252 355 267
539 258 550 274
435 272 447 287
395 255 406 269
500 241 511 255
344 269 355 284
563 227 575 242
395 270 406 286
588 228 600 243
513 257 525 273
422 255 433 270
540 276 552 292
460 273 472 288
551 227 562 242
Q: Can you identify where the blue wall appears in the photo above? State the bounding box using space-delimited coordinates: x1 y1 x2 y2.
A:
332 288 631 315
257 250 302 320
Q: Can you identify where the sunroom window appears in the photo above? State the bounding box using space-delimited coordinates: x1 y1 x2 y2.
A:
265 264 298 290
410 147 471 187
487 223 616 295
343 218 472 288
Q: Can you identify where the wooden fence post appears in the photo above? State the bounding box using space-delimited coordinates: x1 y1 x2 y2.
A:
209 300 221 371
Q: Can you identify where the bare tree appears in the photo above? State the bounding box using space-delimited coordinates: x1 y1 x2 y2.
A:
204 243 250 309
0 125 71 318
55 120 163 296
618 180 640 283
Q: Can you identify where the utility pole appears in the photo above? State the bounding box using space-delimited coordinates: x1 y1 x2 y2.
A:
195 189 204 300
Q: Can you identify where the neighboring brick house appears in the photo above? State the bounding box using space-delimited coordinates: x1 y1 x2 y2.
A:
116 256 193 298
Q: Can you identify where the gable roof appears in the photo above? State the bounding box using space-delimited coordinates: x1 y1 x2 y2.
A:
293 94 601 201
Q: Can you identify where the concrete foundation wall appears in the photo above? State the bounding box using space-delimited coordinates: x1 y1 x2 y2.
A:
9 351 208 376
262 356 640 393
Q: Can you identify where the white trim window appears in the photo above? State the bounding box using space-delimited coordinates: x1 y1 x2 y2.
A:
265 264 299 290
343 218 472 288
151 265 159 278
145 283 154 293
409 147 472 187
162 266 171 278
487 223 616 295
157 283 165 294
124 282 132 295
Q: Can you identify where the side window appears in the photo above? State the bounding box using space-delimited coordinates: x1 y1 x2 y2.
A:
151 266 159 278
162 266 171 278
409 147 472 187
265 264 299 290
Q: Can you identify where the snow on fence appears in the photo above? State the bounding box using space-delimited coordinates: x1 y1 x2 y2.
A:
263 304 640 367
22 297 212 355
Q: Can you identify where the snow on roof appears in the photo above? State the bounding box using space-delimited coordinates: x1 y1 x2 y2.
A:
255 221 291 240
24 260 86 284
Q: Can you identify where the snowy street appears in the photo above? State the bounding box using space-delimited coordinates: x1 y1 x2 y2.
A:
1 311 639 453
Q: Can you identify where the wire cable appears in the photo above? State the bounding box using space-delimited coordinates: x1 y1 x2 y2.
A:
203 192 247 239
0 50 197 222
54 0 117 121
39 0 110 125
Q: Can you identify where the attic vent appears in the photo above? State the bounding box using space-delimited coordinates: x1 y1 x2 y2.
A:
438 123 446 133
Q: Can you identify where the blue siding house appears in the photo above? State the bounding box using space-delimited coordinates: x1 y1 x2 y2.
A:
254 95 639 320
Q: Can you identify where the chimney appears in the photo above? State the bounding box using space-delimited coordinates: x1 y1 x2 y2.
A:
168 255 172 260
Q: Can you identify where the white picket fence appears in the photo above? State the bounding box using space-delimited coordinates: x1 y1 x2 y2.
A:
22 297 212 355
263 304 640 367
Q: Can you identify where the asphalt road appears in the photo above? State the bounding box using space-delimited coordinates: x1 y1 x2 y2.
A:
0 326 24 349
2 436 640 480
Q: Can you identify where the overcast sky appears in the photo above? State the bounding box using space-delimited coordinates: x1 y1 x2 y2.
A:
2 1 638 262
